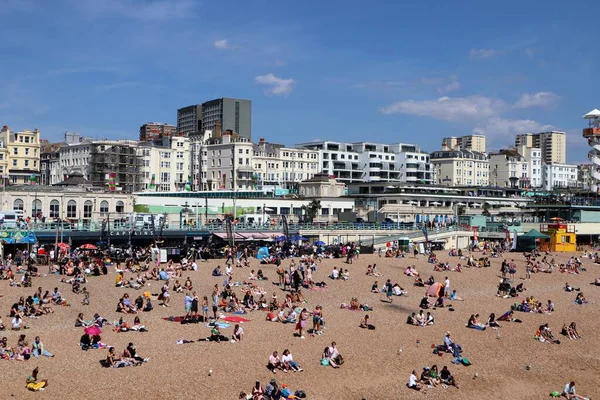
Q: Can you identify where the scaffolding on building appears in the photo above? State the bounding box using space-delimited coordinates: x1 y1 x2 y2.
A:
89 141 142 193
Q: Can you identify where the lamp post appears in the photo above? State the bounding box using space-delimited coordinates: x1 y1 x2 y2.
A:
262 202 266 227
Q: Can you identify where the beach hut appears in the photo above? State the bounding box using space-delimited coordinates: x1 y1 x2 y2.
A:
516 229 550 252
539 220 577 252
426 282 444 297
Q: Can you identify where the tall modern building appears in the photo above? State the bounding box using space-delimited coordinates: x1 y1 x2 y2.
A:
201 98 252 140
176 105 202 136
515 131 566 164
177 98 252 140
441 135 486 153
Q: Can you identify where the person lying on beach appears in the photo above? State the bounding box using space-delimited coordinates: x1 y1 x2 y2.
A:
565 282 580 292
414 277 425 287
26 367 48 391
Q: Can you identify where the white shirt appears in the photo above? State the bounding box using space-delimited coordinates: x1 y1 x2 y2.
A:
409 373 417 387
12 317 22 329
331 269 339 279
281 354 294 363
445 278 450 289
191 262 198 271
563 383 575 394
328 346 339 359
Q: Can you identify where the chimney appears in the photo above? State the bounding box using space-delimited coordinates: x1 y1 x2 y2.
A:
215 120 222 138
441 140 448 151
259 137 265 143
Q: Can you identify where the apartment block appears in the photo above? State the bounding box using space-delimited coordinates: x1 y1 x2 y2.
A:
0 126 41 185
430 149 489 186
139 122 176 141
515 131 566 164
441 135 486 153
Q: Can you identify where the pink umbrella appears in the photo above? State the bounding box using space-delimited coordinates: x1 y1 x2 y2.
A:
78 244 98 250
84 326 102 336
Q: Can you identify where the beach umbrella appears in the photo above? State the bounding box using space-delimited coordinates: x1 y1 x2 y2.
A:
57 242 70 249
79 244 98 250
314 240 326 246
292 235 308 241
84 326 102 336
275 235 286 242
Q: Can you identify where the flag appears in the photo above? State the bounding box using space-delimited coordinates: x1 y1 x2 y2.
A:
149 174 155 191
225 216 233 246
282 214 289 242
29 174 36 185
108 173 117 192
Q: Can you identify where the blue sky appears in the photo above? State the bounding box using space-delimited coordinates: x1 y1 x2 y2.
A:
0 0 595 162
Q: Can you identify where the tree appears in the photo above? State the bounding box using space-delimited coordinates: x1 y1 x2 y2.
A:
482 202 491 217
302 199 321 222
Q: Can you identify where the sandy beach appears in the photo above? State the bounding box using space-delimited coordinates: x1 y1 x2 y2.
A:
1 250 599 399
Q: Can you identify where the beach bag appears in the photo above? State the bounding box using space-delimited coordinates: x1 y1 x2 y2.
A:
549 391 561 398
320 358 330 366
295 390 306 398
461 357 471 366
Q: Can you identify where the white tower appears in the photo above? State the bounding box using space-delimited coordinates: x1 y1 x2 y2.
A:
584 108 600 192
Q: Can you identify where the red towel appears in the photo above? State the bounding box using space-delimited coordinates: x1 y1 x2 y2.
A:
223 316 251 323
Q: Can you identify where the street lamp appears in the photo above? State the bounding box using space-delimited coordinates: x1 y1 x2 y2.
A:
262 203 266 227
180 201 191 229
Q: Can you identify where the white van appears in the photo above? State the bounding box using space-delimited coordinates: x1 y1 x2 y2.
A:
0 210 23 228
238 213 271 227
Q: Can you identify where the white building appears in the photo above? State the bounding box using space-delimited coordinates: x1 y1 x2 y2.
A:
199 132 255 191
252 138 319 192
542 163 578 190
296 140 432 184
430 149 489 186
140 136 191 192
489 149 529 188
514 145 542 188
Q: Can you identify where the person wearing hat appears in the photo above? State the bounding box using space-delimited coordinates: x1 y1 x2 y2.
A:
26 367 48 391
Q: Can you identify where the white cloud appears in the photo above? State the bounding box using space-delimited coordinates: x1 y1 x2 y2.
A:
255 73 295 96
214 39 230 50
438 80 461 94
470 48 502 59
514 92 560 109
472 117 554 144
380 95 505 121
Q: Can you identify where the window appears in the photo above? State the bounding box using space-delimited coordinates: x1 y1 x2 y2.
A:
160 172 170 182
176 152 184 159
25 148 29 155
12 160 17 167
84 200 93 218
115 200 124 213
31 199 42 217
176 162 184 171
13 148 18 155
13 198 24 211
100 201 109 214
50 200 60 218
24 160 29 167
67 200 77 218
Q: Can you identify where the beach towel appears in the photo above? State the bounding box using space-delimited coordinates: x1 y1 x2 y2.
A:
207 322 230 329
223 316 251 323
163 316 185 323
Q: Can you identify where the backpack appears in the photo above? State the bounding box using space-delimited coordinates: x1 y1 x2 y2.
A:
295 390 307 398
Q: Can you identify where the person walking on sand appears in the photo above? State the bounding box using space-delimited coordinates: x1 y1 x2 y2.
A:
385 279 393 303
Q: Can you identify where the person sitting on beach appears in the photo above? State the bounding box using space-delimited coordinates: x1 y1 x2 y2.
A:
537 323 560 344
408 370 425 391
426 312 435 326
421 366 437 387
106 346 131 368
370 281 379 293
440 366 459 388
232 324 244 342
26 367 48 392
359 314 373 329
562 381 588 400
419 296 431 309
416 310 426 327
497 310 517 322
486 313 500 328
281 349 303 372
329 267 339 280
130 316 147 332
574 292 588 305
407 312 417 326
326 342 343 368
212 266 223 276
467 314 486 330
267 350 281 373
449 290 463 301
172 280 183 293
414 277 425 287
